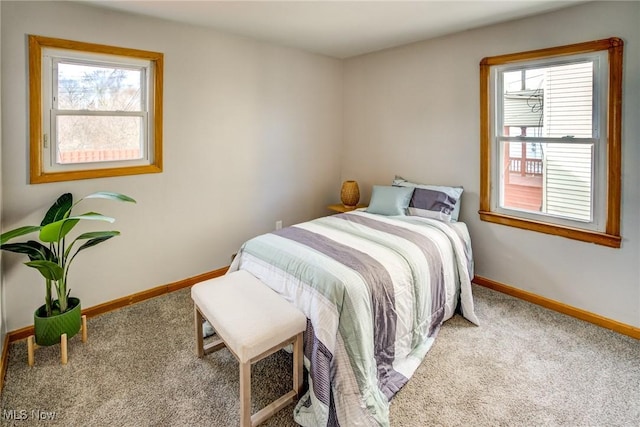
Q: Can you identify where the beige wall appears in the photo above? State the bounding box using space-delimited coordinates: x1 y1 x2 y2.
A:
2 1 639 333
343 1 640 327
1 1 343 330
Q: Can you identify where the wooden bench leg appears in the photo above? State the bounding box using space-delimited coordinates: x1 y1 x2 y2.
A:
194 305 226 357
293 332 303 397
194 306 204 357
240 361 252 427
249 335 303 426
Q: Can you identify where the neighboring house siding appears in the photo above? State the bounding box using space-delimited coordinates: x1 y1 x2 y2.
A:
543 144 592 221
542 62 593 221
504 89 544 128
545 63 593 138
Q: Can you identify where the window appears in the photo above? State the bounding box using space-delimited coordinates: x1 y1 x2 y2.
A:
480 38 623 248
29 35 163 183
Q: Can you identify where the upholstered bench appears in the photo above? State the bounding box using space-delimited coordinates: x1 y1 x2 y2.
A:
191 270 306 427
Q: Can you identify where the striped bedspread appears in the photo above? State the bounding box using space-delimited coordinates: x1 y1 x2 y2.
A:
228 210 478 426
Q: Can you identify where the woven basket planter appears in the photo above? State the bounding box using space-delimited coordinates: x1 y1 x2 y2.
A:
340 181 360 208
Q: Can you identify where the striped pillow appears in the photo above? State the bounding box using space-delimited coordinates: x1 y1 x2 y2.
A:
393 177 463 222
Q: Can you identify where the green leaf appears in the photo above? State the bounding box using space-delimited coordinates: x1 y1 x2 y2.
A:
74 230 121 240
1 241 55 262
83 192 137 204
39 218 79 243
0 225 41 245
41 193 73 226
76 234 118 253
25 260 63 281
65 231 120 258
39 212 115 243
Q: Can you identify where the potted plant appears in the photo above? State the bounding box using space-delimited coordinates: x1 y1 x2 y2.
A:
0 191 136 346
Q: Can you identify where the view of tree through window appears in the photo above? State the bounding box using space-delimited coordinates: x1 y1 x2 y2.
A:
29 35 163 183
56 63 144 164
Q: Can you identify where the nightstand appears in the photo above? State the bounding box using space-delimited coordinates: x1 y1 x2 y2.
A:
327 204 367 213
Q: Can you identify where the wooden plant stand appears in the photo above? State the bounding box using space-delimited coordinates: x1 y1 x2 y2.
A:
27 315 88 366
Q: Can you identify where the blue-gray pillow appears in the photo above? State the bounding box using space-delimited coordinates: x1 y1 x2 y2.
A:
366 185 414 216
393 176 464 221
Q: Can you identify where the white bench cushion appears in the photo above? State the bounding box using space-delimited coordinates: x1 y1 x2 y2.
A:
191 270 307 363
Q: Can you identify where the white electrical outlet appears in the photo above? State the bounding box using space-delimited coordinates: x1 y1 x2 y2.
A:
275 220 283 230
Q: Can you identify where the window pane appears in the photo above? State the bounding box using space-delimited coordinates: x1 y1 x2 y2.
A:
501 62 593 138
503 70 544 131
500 141 593 222
57 62 142 111
56 115 143 164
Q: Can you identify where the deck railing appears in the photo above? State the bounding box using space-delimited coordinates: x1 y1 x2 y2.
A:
509 157 543 175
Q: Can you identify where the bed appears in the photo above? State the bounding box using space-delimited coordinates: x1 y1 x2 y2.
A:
228 193 478 426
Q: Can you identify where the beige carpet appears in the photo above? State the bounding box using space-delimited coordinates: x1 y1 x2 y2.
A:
1 285 639 426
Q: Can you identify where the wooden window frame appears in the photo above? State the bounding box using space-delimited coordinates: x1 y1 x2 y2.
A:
29 35 164 184
479 38 623 248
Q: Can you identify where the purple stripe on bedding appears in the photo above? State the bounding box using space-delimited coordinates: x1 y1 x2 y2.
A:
274 226 402 399
334 214 446 327
303 319 332 407
428 309 444 337
298 320 340 426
